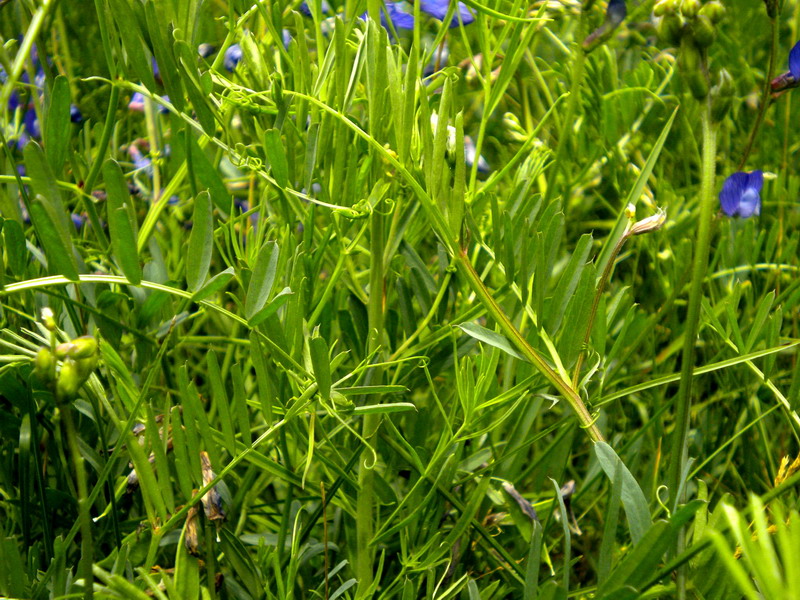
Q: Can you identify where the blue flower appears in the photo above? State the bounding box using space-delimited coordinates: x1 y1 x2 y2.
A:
419 0 475 26
606 0 627 27
366 3 415 30
299 0 332 17
364 0 474 32
224 44 243 72
789 40 800 79
771 40 800 92
583 0 626 50
719 171 763 218
198 43 216 58
127 91 170 114
70 105 83 123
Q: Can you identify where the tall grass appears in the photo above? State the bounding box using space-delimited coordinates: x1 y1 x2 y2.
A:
1 0 800 598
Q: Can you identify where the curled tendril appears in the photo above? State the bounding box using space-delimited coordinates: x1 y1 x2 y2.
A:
655 485 671 519
374 197 395 216
579 410 601 428
231 144 264 171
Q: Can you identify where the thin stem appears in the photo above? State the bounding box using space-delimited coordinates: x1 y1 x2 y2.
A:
62 404 95 600
668 103 717 597
456 252 604 442
546 7 588 205
572 230 631 389
356 201 385 596
738 13 779 170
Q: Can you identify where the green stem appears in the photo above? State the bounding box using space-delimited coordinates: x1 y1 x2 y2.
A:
546 8 588 205
356 200 386 597
455 252 604 443
738 13 779 170
62 404 95 600
668 104 717 597
572 230 631 389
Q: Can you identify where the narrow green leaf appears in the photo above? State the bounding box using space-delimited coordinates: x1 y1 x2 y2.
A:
108 0 156 91
309 331 331 402
175 520 200 600
103 159 142 284
207 351 235 456
186 191 213 291
43 75 71 174
3 219 27 276
217 529 262 599
264 128 290 188
594 442 652 545
597 501 703 598
23 142 68 232
351 402 417 415
245 241 281 319
247 286 293 327
458 322 526 362
191 267 234 302
174 39 217 136
143 0 185 112
29 197 79 281
186 131 230 213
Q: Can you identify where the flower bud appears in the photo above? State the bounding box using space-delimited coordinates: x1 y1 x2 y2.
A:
56 359 81 403
699 1 724 23
711 69 734 122
76 354 99 381
692 15 716 48
680 0 700 18
654 0 680 16
680 39 709 99
41 307 57 331
70 336 98 359
629 207 667 236
763 0 778 19
34 348 55 382
658 14 684 45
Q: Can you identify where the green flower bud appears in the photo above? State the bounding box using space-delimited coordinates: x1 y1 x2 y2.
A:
658 15 684 45
699 1 725 23
680 40 709 99
711 69 734 122
56 359 81 403
55 342 74 359
654 0 680 16
41 307 57 332
331 390 355 413
70 336 98 359
681 0 700 18
76 354 100 381
692 15 716 48
34 348 55 382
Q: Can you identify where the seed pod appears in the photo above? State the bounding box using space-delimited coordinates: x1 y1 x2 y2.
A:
56 359 81 403
34 348 55 382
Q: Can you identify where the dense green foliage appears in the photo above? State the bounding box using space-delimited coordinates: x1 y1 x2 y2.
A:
2 0 800 598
